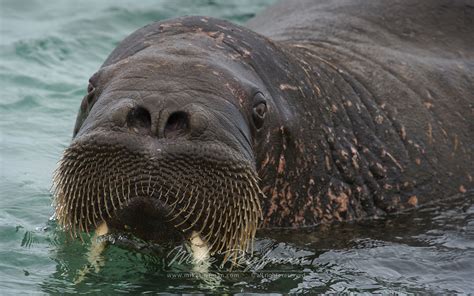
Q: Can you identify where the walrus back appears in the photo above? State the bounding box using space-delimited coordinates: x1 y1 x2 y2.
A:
247 0 474 57
248 0 474 204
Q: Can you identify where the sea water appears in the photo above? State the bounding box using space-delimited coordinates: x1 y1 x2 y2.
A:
1 0 473 293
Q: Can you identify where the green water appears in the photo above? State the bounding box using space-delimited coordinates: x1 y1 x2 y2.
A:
1 0 473 294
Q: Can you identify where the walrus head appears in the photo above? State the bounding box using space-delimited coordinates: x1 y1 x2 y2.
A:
52 16 297 258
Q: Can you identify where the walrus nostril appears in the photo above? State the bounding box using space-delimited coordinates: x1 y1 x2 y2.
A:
126 106 151 134
164 111 189 138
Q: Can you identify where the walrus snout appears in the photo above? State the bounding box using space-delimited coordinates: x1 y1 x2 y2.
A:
125 106 152 136
53 16 279 260
163 111 189 138
52 132 264 257
107 196 186 244
125 104 208 140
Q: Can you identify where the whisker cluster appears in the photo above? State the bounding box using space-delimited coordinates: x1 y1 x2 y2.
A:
52 141 263 259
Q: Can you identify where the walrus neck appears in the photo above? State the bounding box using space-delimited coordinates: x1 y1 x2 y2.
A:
259 42 412 227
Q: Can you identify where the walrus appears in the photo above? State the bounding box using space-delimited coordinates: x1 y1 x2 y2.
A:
52 0 473 262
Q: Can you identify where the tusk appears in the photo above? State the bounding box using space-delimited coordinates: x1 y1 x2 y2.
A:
95 221 109 236
189 230 210 264
74 221 109 284
189 231 222 287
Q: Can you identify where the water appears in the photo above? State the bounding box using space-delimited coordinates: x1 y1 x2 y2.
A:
1 0 473 293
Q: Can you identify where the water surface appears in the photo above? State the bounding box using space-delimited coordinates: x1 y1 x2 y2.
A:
1 0 473 293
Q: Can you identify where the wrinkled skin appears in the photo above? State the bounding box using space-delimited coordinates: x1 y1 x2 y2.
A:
53 0 473 255
247 0 473 226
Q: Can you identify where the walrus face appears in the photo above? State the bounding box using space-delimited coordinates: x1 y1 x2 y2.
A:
52 19 276 258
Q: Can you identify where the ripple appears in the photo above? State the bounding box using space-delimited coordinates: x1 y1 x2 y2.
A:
0 95 42 111
1 0 473 294
14 36 72 65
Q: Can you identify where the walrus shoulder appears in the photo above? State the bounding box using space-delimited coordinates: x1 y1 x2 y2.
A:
247 0 474 56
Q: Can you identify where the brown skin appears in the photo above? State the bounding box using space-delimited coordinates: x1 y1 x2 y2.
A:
248 0 473 226
54 0 473 254
54 19 271 255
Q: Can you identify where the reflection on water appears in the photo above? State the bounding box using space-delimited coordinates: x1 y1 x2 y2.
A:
32 194 473 294
0 0 473 293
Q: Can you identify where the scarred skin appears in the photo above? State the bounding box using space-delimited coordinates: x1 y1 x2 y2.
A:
57 0 473 246
247 0 473 226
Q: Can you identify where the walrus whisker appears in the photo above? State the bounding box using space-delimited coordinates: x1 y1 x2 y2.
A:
141 179 147 196
90 184 98 228
126 176 131 205
181 196 206 232
134 177 139 198
168 187 182 214
163 186 173 205
71 182 81 237
145 173 150 195
118 174 125 208
68 174 78 211
53 143 263 264
71 207 78 239
149 183 156 200
157 186 163 202
181 189 194 212
108 176 117 212
169 186 195 223
97 182 105 223
85 179 93 227
79 180 87 231
196 208 213 241
77 176 86 233
217 216 229 249
84 214 90 233
102 179 111 218
173 197 200 228
202 208 219 247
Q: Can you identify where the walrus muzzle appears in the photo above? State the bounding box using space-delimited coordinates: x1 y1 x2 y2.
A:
52 134 263 257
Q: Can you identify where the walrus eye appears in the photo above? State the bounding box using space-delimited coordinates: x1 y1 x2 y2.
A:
252 93 267 129
87 83 94 93
84 83 96 109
